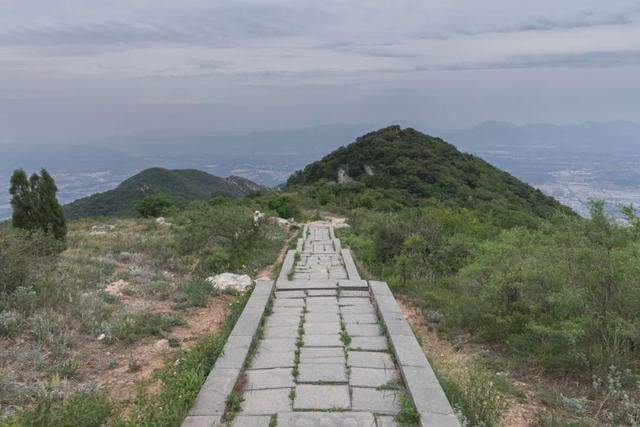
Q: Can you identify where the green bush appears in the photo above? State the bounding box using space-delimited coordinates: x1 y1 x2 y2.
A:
267 195 299 219
175 279 213 309
134 194 175 218
104 311 185 344
0 310 21 337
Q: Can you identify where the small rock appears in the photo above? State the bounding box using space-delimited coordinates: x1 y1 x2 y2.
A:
206 273 252 292
156 217 172 226
154 339 169 350
97 333 106 341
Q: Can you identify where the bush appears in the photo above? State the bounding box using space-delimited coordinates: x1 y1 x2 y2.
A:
134 194 175 218
267 195 299 219
0 229 60 294
104 311 185 344
175 279 213 309
0 310 21 337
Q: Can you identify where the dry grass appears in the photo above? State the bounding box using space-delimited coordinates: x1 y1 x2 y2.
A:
0 218 232 420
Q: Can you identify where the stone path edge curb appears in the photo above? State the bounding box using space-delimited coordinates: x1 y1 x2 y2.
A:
182 279 275 427
370 280 461 427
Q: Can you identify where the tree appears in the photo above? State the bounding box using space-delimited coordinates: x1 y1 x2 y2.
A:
134 194 175 218
9 168 67 240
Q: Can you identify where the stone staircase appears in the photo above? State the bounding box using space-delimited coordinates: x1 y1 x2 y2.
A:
183 222 459 426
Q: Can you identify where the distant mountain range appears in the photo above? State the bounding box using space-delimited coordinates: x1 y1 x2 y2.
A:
64 168 263 219
1 120 639 219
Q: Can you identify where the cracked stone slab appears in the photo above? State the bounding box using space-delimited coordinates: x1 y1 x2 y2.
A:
350 367 399 388
297 363 347 383
251 351 295 369
340 290 371 298
241 388 292 414
245 368 295 390
293 384 350 410
349 336 388 351
302 334 343 347
232 415 273 427
351 387 400 414
345 323 383 337
347 351 395 369
277 411 376 426
300 347 344 359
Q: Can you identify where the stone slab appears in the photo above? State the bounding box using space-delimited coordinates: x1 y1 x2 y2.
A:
404 373 456 415
275 290 306 299
277 412 376 427
215 345 251 369
241 388 292 414
341 305 376 315
256 338 297 353
305 304 340 313
270 307 303 316
420 412 461 427
307 289 337 296
181 416 219 427
304 322 341 335
251 351 295 369
245 368 295 390
369 281 393 296
347 351 395 369
345 323 383 337
340 290 370 297
273 299 304 307
232 415 273 427
389 334 429 367
339 297 373 306
351 387 400 414
302 334 343 347
375 415 398 427
265 316 300 327
340 250 361 280
293 384 350 410
349 336 388 351
384 319 414 336
304 312 340 323
262 325 299 339
300 347 344 359
297 363 347 383
338 279 368 289
343 313 378 324
350 367 399 388
276 280 338 290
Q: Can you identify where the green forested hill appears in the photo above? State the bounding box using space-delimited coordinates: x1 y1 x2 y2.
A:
64 167 263 218
288 125 574 227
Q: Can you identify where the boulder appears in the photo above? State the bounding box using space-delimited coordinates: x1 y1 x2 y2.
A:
156 217 172 226
206 273 252 292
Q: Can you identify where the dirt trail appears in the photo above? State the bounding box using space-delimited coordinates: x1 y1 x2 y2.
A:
397 296 544 427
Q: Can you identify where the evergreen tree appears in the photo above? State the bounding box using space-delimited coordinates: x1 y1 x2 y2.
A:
8 168 67 240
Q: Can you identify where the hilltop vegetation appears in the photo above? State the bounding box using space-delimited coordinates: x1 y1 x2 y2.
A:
287 126 640 425
289 125 573 228
64 167 263 219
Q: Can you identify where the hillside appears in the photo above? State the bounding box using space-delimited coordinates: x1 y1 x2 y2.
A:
288 125 574 227
64 167 263 218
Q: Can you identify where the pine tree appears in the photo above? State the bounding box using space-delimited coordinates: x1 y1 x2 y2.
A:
39 169 67 239
8 168 67 240
9 169 35 231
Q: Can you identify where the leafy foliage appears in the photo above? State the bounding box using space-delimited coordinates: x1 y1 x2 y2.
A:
288 125 573 228
9 168 67 240
134 194 176 218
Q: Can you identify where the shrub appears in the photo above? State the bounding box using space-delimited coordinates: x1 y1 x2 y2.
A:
267 195 299 219
174 279 213 309
104 311 185 344
0 310 21 337
134 194 175 218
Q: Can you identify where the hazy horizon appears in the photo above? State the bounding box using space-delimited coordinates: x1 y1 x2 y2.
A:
1 0 639 144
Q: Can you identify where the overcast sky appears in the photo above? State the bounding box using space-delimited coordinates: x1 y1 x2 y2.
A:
1 0 639 142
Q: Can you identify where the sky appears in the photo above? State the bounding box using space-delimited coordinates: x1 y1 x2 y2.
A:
1 0 639 143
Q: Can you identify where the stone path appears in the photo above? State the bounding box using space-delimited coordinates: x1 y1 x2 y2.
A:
184 222 459 427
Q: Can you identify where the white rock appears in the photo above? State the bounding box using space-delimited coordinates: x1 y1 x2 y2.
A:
97 333 106 341
156 217 172 226
253 210 264 224
206 273 253 292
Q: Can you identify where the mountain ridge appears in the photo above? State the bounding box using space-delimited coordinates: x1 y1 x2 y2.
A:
64 167 263 219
